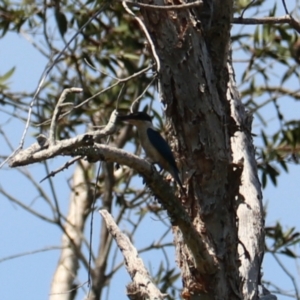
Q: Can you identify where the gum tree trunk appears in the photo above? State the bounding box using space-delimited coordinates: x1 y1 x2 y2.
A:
139 0 264 299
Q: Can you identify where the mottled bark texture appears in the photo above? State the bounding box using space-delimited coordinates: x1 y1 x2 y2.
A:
139 0 264 299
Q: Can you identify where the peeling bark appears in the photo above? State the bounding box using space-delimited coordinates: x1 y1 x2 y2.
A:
228 62 264 299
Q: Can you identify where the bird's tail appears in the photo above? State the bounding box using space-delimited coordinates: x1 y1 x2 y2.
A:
170 166 184 192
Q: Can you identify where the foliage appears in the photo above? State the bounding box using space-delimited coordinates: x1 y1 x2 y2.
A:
0 0 300 299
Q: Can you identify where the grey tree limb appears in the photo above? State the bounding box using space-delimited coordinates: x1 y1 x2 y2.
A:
99 209 167 300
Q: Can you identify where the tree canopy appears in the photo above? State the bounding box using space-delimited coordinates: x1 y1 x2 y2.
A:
1 0 300 299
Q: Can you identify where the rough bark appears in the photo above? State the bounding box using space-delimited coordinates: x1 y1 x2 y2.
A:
139 0 264 299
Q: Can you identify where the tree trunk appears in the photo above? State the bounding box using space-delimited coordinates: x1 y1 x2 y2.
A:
139 0 264 299
50 161 93 300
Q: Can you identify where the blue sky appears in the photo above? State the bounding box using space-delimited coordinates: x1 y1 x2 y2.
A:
1 2 300 300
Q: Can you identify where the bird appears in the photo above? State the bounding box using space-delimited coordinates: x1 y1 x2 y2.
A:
117 111 184 191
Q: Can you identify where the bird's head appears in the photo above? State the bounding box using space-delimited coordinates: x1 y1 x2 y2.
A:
117 111 153 127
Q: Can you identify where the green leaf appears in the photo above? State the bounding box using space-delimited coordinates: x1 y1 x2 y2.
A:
261 130 268 147
0 66 15 83
0 67 15 89
280 248 297 258
55 10 68 38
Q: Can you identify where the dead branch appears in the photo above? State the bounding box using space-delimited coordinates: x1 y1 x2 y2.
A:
99 209 167 299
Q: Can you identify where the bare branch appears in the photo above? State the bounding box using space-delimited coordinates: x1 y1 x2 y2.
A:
10 135 217 274
281 0 289 15
9 134 94 167
122 0 203 10
122 1 161 73
0 246 63 263
272 253 300 299
240 0 256 19
36 65 153 127
0 185 55 223
18 1 110 150
49 87 82 145
9 109 120 168
99 209 167 299
233 15 291 25
40 156 81 183
233 15 300 33
130 77 156 112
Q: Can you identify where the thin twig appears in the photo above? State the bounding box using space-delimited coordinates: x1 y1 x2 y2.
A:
122 0 203 10
233 15 300 33
280 0 300 34
0 185 55 223
49 281 89 297
116 84 125 110
130 77 156 112
36 65 153 127
122 1 161 73
83 58 120 81
0 246 63 263
88 109 120 287
40 156 82 183
233 15 291 25
49 87 82 145
281 0 289 15
272 252 300 300
240 0 256 19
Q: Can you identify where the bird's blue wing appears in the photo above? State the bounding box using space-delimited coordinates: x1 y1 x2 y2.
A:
146 128 178 171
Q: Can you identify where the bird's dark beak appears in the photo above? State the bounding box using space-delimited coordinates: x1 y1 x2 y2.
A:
117 113 136 122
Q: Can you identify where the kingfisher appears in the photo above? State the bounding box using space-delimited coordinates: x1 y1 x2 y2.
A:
117 111 183 190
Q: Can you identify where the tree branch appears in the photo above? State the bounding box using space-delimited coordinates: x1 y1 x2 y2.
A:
122 0 203 10
10 136 217 275
49 87 82 145
99 209 167 299
233 15 300 33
